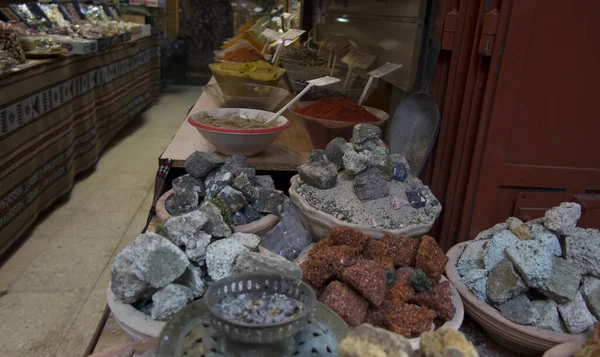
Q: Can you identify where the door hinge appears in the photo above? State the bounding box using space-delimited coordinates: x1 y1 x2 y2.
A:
442 9 458 50
478 8 500 56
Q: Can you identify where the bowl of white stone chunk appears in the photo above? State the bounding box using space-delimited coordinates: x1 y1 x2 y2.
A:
446 242 591 355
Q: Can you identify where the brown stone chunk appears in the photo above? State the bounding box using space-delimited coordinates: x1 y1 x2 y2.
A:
328 226 369 251
412 281 456 321
415 236 449 280
364 305 387 329
363 238 394 270
383 234 421 267
319 281 369 327
341 260 388 306
301 255 335 288
383 302 438 338
312 245 361 274
390 267 416 306
309 236 334 257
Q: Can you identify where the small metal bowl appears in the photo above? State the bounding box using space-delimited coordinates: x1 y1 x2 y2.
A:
204 273 316 344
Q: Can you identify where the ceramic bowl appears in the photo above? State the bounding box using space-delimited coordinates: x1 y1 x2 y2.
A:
290 102 389 149
107 284 165 340
445 242 591 355
188 108 290 156
288 175 441 240
155 189 280 236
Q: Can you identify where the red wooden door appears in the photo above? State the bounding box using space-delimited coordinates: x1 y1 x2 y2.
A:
460 0 600 240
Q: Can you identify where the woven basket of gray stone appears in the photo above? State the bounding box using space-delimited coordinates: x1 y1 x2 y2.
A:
445 202 599 355
155 152 285 235
288 124 442 240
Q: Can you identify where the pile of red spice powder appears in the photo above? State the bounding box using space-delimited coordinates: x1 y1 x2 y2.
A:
223 47 263 62
295 97 379 122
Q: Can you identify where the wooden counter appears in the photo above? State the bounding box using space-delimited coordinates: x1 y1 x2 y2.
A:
159 79 312 171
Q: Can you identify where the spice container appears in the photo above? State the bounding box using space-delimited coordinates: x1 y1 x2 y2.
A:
203 82 289 111
209 60 286 86
291 99 389 149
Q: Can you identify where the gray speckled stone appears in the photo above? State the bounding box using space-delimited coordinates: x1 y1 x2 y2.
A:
229 232 260 251
505 217 524 230
151 284 193 321
544 202 581 234
533 230 562 257
486 259 528 304
538 257 581 304
254 175 275 189
581 276 600 320
184 231 211 264
235 251 302 279
325 137 353 168
353 168 390 201
217 186 246 213
185 151 224 178
163 210 208 246
198 201 232 238
457 240 487 277
532 300 565 332
483 230 520 269
176 266 206 298
204 166 234 199
241 204 262 223
172 174 205 198
562 227 600 277
366 146 393 180
505 239 553 289
206 238 249 281
253 188 285 215
110 245 154 304
352 124 381 144
390 154 411 176
297 161 338 190
498 294 539 326
128 233 189 289
461 269 488 302
474 221 509 241
342 150 369 176
558 291 595 334
232 172 258 203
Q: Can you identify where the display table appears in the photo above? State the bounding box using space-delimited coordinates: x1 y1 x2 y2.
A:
0 35 161 255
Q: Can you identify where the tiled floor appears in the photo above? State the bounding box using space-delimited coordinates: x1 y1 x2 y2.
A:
0 85 204 357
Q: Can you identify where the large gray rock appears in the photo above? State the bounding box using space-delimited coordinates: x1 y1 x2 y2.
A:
353 168 390 201
253 188 285 215
297 160 338 190
457 240 486 277
185 151 224 178
254 175 275 189
232 172 258 203
150 284 193 321
483 230 520 269
128 233 189 289
544 202 581 234
163 210 208 246
342 150 369 176
206 238 249 281
231 212 247 226
352 124 382 145
217 186 246 213
505 239 553 288
581 276 600 319
176 266 206 298
498 294 539 326
204 166 234 199
198 201 232 238
325 137 353 168
224 153 255 180
338 323 414 357
241 204 262 223
172 174 205 199
557 292 595 334
562 227 600 277
532 229 562 256
461 269 488 302
474 221 509 241
532 300 566 332
184 231 212 264
538 257 581 303
111 246 154 304
486 259 528 304
235 251 302 279
366 147 393 180
229 232 260 251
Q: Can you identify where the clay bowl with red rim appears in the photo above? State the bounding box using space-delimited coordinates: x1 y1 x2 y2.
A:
290 101 389 149
445 242 591 355
188 108 290 156
156 189 279 236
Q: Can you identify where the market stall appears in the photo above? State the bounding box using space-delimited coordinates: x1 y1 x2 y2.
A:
0 0 160 254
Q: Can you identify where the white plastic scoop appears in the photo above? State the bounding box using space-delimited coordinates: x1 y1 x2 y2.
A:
357 62 403 105
264 76 341 124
